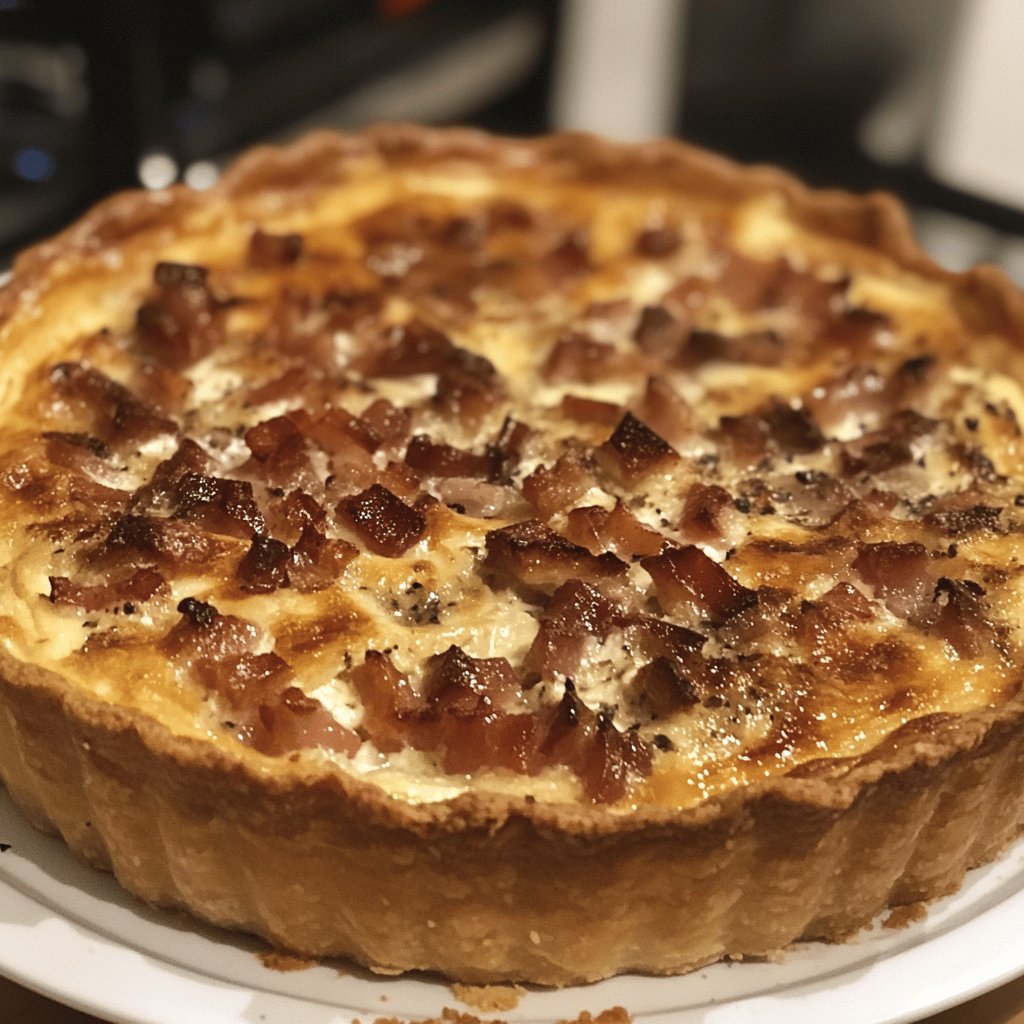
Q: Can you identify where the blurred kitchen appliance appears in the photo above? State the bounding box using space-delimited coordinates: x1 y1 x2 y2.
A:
0 0 559 262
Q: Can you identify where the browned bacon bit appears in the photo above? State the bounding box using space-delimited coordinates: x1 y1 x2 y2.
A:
337 483 426 557
642 545 757 625
173 472 266 539
489 415 533 482
349 650 419 752
686 328 784 367
237 535 291 592
524 579 618 680
359 398 412 448
927 578 995 658
542 229 590 279
131 439 214 511
679 483 733 542
565 501 665 559
632 658 700 717
287 524 357 592
624 616 706 662
597 413 680 485
422 645 519 713
245 366 325 408
42 432 111 478
543 332 630 384
719 401 824 466
817 582 874 620
136 262 226 370
433 363 502 429
633 304 687 359
635 376 691 448
162 597 259 660
485 520 627 591
405 434 498 479
95 514 218 569
363 320 494 382
247 228 304 268
522 448 595 519
852 541 932 620
561 394 622 426
265 489 327 542
48 567 167 612
194 649 291 703
49 363 177 445
635 224 682 258
538 683 652 803
251 686 359 757
243 416 318 491
289 406 380 456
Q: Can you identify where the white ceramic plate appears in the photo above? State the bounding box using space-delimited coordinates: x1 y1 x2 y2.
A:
1 786 1023 1024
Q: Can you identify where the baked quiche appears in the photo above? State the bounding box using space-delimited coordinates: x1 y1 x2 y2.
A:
2 125 1024 986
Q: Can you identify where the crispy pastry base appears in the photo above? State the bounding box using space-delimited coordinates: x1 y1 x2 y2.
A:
3 125 1024 986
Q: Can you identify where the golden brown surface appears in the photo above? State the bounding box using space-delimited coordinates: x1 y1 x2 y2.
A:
3 125 1024 984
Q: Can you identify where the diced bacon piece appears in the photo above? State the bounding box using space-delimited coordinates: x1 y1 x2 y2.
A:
95 514 220 569
290 406 380 455
251 686 360 757
679 483 733 542
287 524 357 592
560 394 622 426
422 645 520 713
537 682 651 803
349 650 420 753
623 616 706 662
162 597 260 660
247 228 304 268
565 501 665 559
405 435 498 479
49 362 177 446
635 225 681 257
686 328 784 366
360 398 412 448
131 439 214 511
48 568 168 612
337 483 426 557
642 545 757 624
243 415 318 491
522 448 595 519
490 415 533 481
131 362 191 412
852 541 932 620
524 579 618 680
362 320 493 380
485 520 627 591
597 413 680 484
264 489 327 542
542 229 591 279
237 535 291 593
719 401 824 466
173 472 266 539
135 262 226 370
195 650 291 705
926 577 994 658
433 364 502 429
439 712 541 775
635 376 691 448
245 366 326 408
543 331 630 384
43 432 111 476
633 304 687 359
632 657 700 717
817 582 874 620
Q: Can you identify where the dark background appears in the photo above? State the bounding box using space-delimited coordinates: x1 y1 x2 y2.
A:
0 0 1020 275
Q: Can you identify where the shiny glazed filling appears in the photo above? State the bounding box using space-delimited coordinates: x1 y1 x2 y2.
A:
1 163 1023 809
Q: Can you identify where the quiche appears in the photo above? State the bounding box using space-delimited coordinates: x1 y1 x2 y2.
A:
2 125 1024 987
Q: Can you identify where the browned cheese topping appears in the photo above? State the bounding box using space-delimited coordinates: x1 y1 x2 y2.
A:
2 152 1024 809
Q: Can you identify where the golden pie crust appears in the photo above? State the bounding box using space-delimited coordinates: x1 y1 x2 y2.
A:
2 125 1024 986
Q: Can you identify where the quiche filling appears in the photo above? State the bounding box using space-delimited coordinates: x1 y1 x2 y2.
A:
1 167 1022 810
